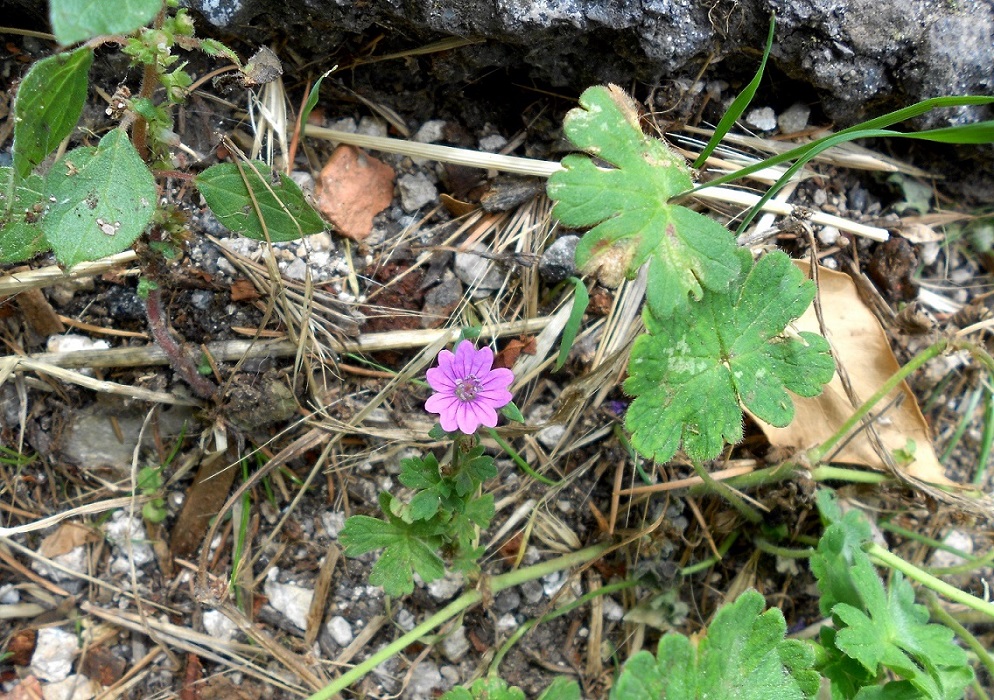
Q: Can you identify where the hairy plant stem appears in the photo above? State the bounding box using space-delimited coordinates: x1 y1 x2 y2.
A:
690 459 762 523
866 543 994 620
131 10 165 161
144 287 217 400
305 543 612 700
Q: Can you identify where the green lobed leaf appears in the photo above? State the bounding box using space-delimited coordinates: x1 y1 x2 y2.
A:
49 0 162 45
12 47 93 179
811 495 974 698
339 513 446 597
195 161 326 241
624 250 836 462
609 589 819 699
547 84 741 320
441 677 526 700
42 129 157 267
0 170 50 263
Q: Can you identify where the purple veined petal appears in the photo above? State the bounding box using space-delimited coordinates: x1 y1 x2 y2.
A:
452 340 477 378
479 367 514 391
476 388 513 408
471 402 500 429
469 345 494 377
437 410 459 433
426 366 457 392
434 348 455 374
425 392 458 414
453 402 474 434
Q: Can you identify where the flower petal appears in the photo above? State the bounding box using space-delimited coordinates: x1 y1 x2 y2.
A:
454 402 476 434
435 348 455 374
426 366 457 392
437 410 459 432
471 402 499 429
476 388 512 409
469 345 494 376
452 340 477 378
425 393 457 414
480 367 514 391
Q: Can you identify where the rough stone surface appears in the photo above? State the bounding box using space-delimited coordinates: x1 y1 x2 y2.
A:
179 0 994 128
538 235 579 284
31 627 78 682
264 570 314 631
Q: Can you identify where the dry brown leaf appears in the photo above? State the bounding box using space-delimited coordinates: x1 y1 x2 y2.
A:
755 261 950 485
38 522 99 558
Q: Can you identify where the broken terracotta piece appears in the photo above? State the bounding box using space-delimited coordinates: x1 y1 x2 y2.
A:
315 145 395 241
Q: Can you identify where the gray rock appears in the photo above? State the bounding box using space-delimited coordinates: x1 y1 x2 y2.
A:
440 625 471 663
539 235 580 284
398 172 439 212
422 275 464 328
263 570 314 631
31 627 78 682
427 571 464 602
494 588 521 613
454 243 506 293
745 106 777 131
403 661 444 699
520 579 544 605
414 120 448 144
60 403 195 472
180 0 994 129
777 103 811 134
326 616 354 646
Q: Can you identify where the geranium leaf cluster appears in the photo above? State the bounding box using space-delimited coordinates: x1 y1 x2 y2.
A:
1 0 323 268
339 446 497 597
609 589 820 699
548 85 835 462
442 675 580 700
811 492 974 698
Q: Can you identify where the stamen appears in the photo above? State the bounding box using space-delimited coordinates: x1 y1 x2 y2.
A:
455 376 480 402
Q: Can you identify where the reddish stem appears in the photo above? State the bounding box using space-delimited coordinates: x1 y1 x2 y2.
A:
145 287 218 400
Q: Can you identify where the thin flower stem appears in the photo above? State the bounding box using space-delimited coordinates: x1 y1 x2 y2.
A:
689 460 762 523
866 543 994 620
486 428 558 486
753 537 814 559
680 532 739 575
145 287 218 400
305 543 611 700
807 340 948 464
489 578 639 673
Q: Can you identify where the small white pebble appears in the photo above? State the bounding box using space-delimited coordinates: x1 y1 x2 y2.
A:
326 616 354 646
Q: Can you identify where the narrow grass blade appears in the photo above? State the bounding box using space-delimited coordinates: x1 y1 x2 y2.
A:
693 15 775 169
555 277 589 371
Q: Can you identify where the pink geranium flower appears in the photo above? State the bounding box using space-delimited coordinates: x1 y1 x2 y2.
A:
425 341 514 434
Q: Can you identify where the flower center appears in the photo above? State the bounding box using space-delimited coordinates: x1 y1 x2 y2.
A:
455 376 480 402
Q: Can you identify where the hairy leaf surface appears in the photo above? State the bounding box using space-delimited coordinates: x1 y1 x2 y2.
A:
624 250 835 462
13 47 93 179
195 162 325 241
547 84 740 319
42 129 156 267
50 0 162 45
0 170 49 263
609 590 819 699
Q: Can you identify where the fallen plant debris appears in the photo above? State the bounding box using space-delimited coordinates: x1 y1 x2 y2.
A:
0 3 993 700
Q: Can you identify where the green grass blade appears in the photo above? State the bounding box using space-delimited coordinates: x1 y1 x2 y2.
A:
556 276 589 371
731 122 994 233
693 15 775 169
299 69 334 132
